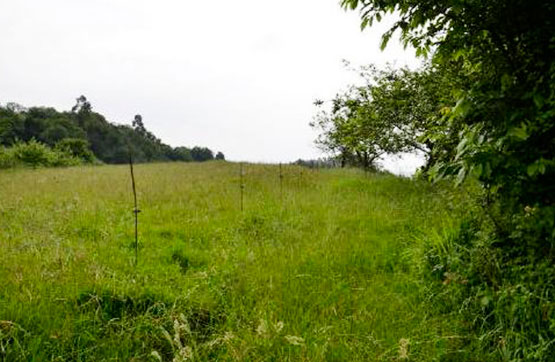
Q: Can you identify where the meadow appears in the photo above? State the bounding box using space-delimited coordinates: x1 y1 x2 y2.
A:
0 162 473 361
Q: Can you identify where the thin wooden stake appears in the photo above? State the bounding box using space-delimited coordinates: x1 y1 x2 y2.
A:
129 155 140 266
240 162 244 212
279 162 283 200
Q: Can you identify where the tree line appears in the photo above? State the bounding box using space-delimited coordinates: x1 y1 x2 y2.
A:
313 0 554 359
0 95 225 166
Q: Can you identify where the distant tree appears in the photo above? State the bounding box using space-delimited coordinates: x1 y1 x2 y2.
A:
5 102 26 113
71 95 91 114
215 151 225 160
362 64 461 171
311 78 406 169
132 114 146 134
191 147 214 162
173 146 193 162
0 105 25 145
312 63 463 171
293 158 339 169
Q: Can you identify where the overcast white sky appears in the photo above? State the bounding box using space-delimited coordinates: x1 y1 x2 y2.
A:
0 0 424 174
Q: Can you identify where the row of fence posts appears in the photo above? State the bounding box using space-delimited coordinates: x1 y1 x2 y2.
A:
239 162 305 212
128 161 308 266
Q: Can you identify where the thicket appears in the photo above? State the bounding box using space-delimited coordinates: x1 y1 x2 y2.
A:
0 139 92 169
0 96 224 166
311 0 555 359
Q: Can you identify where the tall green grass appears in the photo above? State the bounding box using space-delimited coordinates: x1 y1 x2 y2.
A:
0 162 474 360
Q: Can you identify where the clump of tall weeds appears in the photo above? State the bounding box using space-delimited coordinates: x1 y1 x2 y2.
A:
416 208 555 360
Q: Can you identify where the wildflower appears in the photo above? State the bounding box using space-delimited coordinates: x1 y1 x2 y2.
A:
284 335 304 346
274 321 284 333
398 338 410 359
256 319 269 338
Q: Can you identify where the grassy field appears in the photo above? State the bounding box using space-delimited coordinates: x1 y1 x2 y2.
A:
0 162 472 361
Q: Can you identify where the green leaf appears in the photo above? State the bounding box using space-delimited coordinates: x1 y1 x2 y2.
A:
344 0 358 10
361 18 369 30
451 97 470 118
455 167 467 186
472 163 483 177
527 159 547 177
380 31 392 50
533 94 544 108
455 137 468 160
508 124 529 140
527 163 538 177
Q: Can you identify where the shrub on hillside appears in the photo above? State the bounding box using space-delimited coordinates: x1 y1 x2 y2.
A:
0 140 85 169
55 138 96 163
11 140 56 167
0 147 17 168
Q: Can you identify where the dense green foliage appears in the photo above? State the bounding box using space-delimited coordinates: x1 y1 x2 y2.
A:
1 163 477 360
312 64 456 170
0 139 89 169
0 96 224 166
309 0 555 359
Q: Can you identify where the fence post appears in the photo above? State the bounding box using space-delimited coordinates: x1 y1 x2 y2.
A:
128 155 140 266
279 162 283 201
240 162 244 212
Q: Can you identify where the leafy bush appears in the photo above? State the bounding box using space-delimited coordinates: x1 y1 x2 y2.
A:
0 140 85 169
11 139 54 167
0 147 16 168
54 138 95 162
